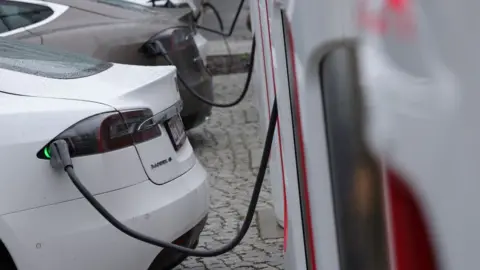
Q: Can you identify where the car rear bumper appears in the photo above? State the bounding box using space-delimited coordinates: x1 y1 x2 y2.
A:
1 160 210 270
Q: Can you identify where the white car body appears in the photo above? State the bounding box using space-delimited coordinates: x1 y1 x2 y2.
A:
0 38 209 270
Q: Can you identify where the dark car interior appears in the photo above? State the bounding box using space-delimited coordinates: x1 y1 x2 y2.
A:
0 1 53 33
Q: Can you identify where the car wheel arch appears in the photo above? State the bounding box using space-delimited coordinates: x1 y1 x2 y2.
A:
0 240 16 270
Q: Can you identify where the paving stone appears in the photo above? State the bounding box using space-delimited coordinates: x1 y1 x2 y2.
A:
176 74 284 269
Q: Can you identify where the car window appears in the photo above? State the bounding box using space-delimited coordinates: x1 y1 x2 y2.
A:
0 37 113 79
0 19 8 33
0 1 54 34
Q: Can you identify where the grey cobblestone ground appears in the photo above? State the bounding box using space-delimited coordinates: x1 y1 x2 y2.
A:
175 74 284 269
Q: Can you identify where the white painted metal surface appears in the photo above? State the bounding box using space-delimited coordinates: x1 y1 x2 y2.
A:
280 0 358 268
250 0 285 228
255 0 480 268
251 0 364 269
359 0 480 269
0 38 209 269
250 1 310 268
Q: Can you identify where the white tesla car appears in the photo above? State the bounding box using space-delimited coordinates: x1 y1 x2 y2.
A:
0 38 210 270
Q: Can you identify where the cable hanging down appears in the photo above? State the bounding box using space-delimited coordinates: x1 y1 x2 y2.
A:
165 38 255 108
142 0 253 107
193 1 234 75
194 0 247 38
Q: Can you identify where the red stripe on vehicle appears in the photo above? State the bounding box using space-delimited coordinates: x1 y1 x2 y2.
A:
285 19 318 270
387 169 438 270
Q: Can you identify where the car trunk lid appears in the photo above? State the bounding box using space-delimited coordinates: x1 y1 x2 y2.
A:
0 38 195 184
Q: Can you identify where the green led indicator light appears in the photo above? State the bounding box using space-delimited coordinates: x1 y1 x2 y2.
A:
44 147 51 159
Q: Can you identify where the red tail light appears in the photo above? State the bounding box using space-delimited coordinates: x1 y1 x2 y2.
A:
387 170 437 270
37 109 161 159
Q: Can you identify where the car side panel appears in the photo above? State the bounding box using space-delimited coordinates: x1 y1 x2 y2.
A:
26 4 118 32
36 21 168 65
0 28 42 44
12 34 42 44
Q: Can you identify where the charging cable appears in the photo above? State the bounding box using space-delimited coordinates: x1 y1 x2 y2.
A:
192 1 234 75
189 0 253 107
144 39 255 108
193 0 246 38
49 0 271 257
193 1 225 32
49 97 277 257
142 0 253 107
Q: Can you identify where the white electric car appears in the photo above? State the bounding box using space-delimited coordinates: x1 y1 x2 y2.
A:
0 38 210 270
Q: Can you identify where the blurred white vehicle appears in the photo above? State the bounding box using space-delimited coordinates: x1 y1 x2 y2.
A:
250 0 471 269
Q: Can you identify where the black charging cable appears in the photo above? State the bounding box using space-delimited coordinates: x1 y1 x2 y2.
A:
145 38 255 108
193 1 224 31
49 97 277 257
192 1 234 75
189 0 252 107
194 0 246 38
142 0 253 107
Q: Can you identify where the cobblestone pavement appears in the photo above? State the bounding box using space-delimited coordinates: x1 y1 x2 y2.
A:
175 74 284 269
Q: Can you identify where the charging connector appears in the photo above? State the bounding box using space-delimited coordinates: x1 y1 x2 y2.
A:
49 140 72 171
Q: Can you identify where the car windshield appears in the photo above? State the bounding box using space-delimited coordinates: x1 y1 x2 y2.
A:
0 38 112 79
